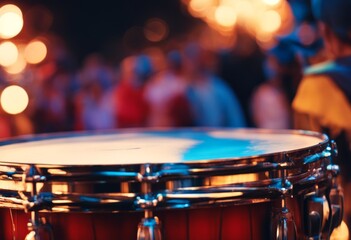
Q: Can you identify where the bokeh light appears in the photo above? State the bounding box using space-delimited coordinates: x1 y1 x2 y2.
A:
0 4 22 16
5 45 26 75
262 0 281 7
256 31 276 49
1 85 29 115
144 18 169 42
188 0 215 17
214 6 237 28
297 23 317 46
259 10 282 33
0 4 23 39
183 0 293 48
24 40 47 64
0 41 18 67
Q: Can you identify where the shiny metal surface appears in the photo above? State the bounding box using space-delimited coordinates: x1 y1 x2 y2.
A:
0 128 332 213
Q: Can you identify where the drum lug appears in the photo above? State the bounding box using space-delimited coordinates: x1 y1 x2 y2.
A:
136 164 163 240
22 165 54 240
24 165 46 182
329 187 344 232
329 140 338 159
327 164 344 233
304 195 328 239
25 214 54 240
137 215 162 240
272 206 297 240
136 193 163 209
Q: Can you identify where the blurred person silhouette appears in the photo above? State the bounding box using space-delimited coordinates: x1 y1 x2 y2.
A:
31 34 78 133
251 41 301 129
74 54 116 130
292 0 351 232
218 28 265 127
144 49 192 127
114 55 151 128
184 42 246 127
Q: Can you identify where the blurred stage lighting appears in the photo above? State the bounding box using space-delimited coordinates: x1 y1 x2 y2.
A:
262 0 281 7
214 6 237 28
24 40 47 64
1 85 29 115
0 41 18 67
144 18 169 42
5 45 26 75
0 4 23 39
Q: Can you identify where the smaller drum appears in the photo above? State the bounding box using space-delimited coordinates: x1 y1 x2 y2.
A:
0 128 344 239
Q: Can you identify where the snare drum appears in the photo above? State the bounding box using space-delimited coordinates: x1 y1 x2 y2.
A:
0 128 343 240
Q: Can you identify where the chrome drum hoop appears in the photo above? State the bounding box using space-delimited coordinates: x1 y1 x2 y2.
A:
0 128 335 212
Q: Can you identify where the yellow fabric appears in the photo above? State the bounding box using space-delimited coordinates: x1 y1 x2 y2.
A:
292 74 351 133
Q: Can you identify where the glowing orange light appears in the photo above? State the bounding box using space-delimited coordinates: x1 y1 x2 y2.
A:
262 0 281 7
0 41 18 67
24 40 47 64
144 18 169 42
0 4 22 17
5 46 26 75
276 1 294 35
182 0 293 49
214 5 237 28
259 10 282 33
236 1 255 19
1 85 29 115
0 4 23 39
189 0 215 17
257 31 273 43
256 31 277 50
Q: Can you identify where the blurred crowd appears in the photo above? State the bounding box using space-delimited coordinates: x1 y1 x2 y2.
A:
0 28 318 138
0 0 326 138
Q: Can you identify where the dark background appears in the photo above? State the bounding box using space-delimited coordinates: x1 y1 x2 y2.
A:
7 0 198 64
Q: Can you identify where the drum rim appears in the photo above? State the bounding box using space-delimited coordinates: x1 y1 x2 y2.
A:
0 128 334 213
0 127 329 168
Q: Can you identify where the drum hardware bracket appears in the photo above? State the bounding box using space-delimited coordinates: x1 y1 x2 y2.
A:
329 140 338 159
273 207 297 240
326 164 344 236
137 215 162 240
136 194 163 209
21 165 54 240
301 163 341 240
136 164 163 240
137 164 160 183
23 165 46 183
303 194 328 240
25 214 54 240
272 165 298 240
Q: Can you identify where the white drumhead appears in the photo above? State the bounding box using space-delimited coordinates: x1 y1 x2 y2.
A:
0 129 326 165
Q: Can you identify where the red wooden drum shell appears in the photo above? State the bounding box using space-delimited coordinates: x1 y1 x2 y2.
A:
0 202 273 240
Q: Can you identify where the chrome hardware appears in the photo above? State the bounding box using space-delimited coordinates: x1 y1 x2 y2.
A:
304 195 329 239
136 164 162 240
327 164 340 178
330 140 338 159
22 165 54 240
329 183 343 229
137 216 162 240
25 213 54 240
137 164 160 183
272 205 297 240
136 194 163 209
327 164 344 234
272 165 297 240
